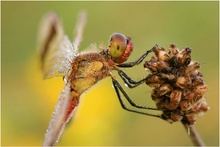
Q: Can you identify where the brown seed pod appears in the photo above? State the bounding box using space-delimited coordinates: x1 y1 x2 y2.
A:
145 44 209 125
170 89 182 104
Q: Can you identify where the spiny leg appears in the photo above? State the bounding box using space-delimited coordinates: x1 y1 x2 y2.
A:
111 77 161 116
117 70 158 88
112 45 163 118
116 46 156 88
117 46 155 68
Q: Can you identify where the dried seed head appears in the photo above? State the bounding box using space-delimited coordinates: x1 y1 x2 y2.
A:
145 44 209 125
176 76 191 89
146 75 163 87
170 89 182 104
185 61 200 75
153 45 170 61
144 61 158 72
192 76 204 86
178 47 191 66
165 102 179 110
159 84 173 96
171 113 183 122
168 44 179 56
180 100 193 111
160 73 176 81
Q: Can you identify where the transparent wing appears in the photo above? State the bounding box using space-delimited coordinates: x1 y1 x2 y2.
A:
37 12 77 79
43 83 77 146
72 11 87 52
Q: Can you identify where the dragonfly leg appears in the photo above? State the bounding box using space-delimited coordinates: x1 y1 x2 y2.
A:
117 45 156 68
117 70 157 88
111 77 162 118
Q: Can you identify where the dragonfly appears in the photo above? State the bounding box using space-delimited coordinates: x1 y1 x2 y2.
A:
38 11 159 146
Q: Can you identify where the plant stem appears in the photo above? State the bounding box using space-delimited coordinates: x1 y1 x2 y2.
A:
182 123 205 146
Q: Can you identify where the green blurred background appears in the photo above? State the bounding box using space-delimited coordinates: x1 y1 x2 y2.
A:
1 1 219 146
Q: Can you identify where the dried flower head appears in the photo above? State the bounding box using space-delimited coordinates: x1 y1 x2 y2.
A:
144 44 209 125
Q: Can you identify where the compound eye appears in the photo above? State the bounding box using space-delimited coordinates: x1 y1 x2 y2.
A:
108 33 127 58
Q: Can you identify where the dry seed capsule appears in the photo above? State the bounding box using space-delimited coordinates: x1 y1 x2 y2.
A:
185 114 196 125
150 55 158 62
157 61 171 72
191 104 200 113
198 100 209 116
193 85 208 99
161 112 175 123
174 47 191 66
185 61 200 76
178 47 192 66
158 84 173 96
153 45 170 61
168 44 179 56
171 113 183 122
180 100 193 111
165 101 179 110
192 76 204 86
146 75 164 86
155 97 167 109
183 89 195 100
191 97 205 111
196 71 203 77
144 61 158 72
170 89 182 104
191 98 206 113
151 87 161 100
160 73 176 81
176 76 192 89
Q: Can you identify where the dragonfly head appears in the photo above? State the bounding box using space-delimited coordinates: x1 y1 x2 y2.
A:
108 33 133 64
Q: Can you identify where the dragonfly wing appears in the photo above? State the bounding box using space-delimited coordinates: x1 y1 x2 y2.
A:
38 12 77 79
72 11 87 52
43 83 77 146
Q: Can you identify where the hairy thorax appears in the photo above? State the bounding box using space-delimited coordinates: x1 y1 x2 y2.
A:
69 52 116 97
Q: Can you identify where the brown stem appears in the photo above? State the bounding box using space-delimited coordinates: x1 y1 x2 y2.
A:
182 123 206 146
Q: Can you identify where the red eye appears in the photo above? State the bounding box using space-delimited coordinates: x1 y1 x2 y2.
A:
108 33 127 58
108 33 134 63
